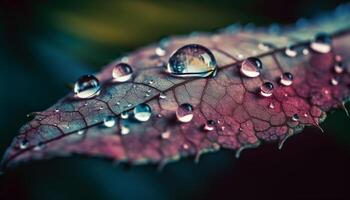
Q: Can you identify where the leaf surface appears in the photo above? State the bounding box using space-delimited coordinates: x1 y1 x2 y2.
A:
2 6 350 170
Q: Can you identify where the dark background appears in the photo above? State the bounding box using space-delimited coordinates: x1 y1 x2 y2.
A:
1 0 350 199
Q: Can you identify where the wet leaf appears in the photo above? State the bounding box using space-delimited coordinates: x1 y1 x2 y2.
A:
2 5 350 170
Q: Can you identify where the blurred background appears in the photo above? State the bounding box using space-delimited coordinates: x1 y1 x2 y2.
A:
1 0 350 199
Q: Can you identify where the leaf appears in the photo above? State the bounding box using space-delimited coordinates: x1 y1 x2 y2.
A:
2 5 350 170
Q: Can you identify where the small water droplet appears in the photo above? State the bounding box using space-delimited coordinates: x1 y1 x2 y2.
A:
167 44 217 77
133 104 152 122
334 62 344 74
240 57 263 78
335 55 342 62
84 103 88 106
155 47 166 56
19 139 29 149
103 116 116 127
269 103 275 109
116 101 120 105
74 75 100 99
77 130 85 135
157 114 162 118
121 111 129 119
127 104 132 108
161 130 171 139
330 77 339 86
99 106 104 110
291 114 299 122
176 103 194 123
260 82 274 97
182 144 189 150
34 142 45 151
121 125 130 135
203 120 215 131
302 48 309 55
258 42 272 51
55 109 60 113
284 46 298 57
280 72 294 86
148 80 154 84
310 33 332 53
159 92 167 99
112 63 133 82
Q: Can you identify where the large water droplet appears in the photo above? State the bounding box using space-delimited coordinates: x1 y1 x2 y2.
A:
19 139 29 149
103 116 116 127
167 44 217 77
240 57 262 78
176 103 194 123
280 72 294 86
203 120 215 131
260 82 274 97
112 63 133 82
74 75 100 99
133 104 152 122
310 33 332 53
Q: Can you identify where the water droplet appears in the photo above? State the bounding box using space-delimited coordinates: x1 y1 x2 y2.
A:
302 48 309 55
280 72 294 86
335 55 342 62
161 130 171 139
74 75 100 99
103 116 116 127
291 114 299 122
269 103 275 109
77 130 85 135
112 63 133 82
148 80 154 84
260 82 274 97
159 92 167 99
310 33 332 53
176 103 194 123
133 104 152 122
330 77 339 86
155 47 166 56
99 106 104 110
167 44 217 77
258 42 272 51
284 46 298 57
203 120 215 131
19 139 29 149
334 62 344 73
84 103 88 106
34 142 45 151
120 111 129 119
240 57 263 78
182 144 190 150
127 103 132 108
55 109 60 113
121 125 130 135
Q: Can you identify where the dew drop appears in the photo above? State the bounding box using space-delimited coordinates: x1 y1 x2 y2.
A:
55 109 60 113
74 75 100 99
334 62 344 74
167 44 217 77
34 142 45 151
112 63 133 82
161 130 171 139
330 77 339 86
302 48 309 55
159 92 167 99
77 130 85 135
310 33 332 53
176 103 194 123
240 57 263 78
280 72 294 86
284 46 298 57
269 103 275 109
19 139 29 149
291 114 299 122
120 111 129 119
260 82 274 97
121 125 130 135
182 144 190 150
203 120 215 131
258 42 272 51
155 47 166 56
133 103 152 122
103 116 116 127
